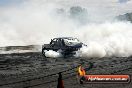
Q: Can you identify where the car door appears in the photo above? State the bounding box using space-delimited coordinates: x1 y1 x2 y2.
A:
53 39 60 50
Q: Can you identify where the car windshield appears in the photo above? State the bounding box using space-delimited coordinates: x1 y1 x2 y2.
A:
64 38 81 46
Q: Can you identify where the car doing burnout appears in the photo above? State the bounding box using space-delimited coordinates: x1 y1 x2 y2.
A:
42 37 83 57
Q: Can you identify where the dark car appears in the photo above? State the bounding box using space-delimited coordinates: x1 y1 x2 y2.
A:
42 37 83 57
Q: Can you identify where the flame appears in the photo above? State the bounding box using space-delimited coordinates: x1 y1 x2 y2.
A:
78 65 86 76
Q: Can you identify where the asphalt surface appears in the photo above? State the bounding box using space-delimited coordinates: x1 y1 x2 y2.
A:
0 52 132 88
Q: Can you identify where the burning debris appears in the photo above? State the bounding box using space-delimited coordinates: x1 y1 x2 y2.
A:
78 65 86 76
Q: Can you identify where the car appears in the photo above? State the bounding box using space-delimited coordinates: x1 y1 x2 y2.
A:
42 37 83 57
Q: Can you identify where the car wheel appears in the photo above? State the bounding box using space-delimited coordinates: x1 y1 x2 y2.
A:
42 48 46 57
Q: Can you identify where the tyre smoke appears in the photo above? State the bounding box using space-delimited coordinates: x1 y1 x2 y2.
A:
45 50 62 58
76 22 132 57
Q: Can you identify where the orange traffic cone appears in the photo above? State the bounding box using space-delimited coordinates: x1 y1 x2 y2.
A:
57 72 64 88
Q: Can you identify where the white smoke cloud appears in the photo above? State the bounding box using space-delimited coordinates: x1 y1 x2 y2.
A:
75 44 106 58
45 50 62 58
0 0 132 57
75 22 132 57
0 1 75 46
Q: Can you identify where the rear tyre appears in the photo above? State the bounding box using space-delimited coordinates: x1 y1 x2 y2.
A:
42 48 46 57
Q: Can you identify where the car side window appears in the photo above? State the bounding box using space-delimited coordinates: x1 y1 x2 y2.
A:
50 38 64 47
50 39 57 45
60 39 65 46
58 39 62 46
54 39 60 46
